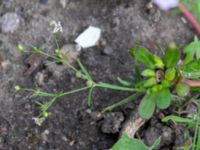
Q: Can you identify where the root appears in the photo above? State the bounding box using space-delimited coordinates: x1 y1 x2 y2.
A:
120 110 146 137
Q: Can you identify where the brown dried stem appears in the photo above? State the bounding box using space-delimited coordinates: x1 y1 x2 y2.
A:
120 110 146 138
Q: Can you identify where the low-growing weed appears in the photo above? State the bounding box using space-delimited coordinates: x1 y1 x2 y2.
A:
18 36 200 121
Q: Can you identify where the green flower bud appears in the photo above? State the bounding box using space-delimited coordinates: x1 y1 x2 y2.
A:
141 69 155 77
43 112 48 118
176 82 190 97
165 68 176 81
17 44 25 52
15 85 21 92
86 80 93 87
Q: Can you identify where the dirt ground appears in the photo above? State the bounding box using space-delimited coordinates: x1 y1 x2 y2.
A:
0 0 195 149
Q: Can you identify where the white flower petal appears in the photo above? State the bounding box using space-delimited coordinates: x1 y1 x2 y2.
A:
75 26 101 49
50 20 63 33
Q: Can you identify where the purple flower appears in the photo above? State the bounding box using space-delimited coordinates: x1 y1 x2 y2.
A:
153 0 179 11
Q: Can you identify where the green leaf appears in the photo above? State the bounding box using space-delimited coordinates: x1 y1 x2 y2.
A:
183 36 200 64
191 87 200 91
196 128 200 150
117 77 132 86
143 77 157 88
139 93 156 119
165 68 176 81
155 88 171 109
152 55 164 69
162 115 194 124
102 93 141 113
110 134 149 150
163 42 180 68
77 59 93 81
150 84 163 93
161 80 171 88
175 82 190 97
181 59 200 79
130 45 155 69
141 69 156 77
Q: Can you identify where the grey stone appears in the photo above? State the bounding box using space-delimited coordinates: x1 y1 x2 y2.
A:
161 126 174 145
1 12 20 33
144 127 160 146
101 112 124 134
102 46 113 55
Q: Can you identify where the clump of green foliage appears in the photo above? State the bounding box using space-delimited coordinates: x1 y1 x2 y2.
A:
129 36 200 119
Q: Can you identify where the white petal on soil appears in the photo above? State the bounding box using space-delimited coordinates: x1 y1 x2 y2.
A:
153 0 179 11
75 26 101 49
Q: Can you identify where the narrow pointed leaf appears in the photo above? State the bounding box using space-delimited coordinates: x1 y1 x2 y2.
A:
162 115 194 124
163 42 180 68
130 45 155 69
77 59 93 81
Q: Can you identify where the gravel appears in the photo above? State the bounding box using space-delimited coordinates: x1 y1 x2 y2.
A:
0 12 20 33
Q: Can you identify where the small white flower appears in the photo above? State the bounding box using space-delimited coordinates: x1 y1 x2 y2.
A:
153 0 179 11
49 20 63 33
32 117 46 126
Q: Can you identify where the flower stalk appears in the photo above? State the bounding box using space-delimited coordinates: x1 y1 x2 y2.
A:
178 3 200 35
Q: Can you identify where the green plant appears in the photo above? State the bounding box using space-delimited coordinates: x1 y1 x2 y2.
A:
23 45 142 120
110 133 160 150
19 36 200 121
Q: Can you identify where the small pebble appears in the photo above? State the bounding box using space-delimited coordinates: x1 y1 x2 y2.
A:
144 127 160 146
41 130 49 142
69 140 75 146
35 71 47 86
102 46 113 55
101 112 124 134
1 12 20 33
161 126 174 146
